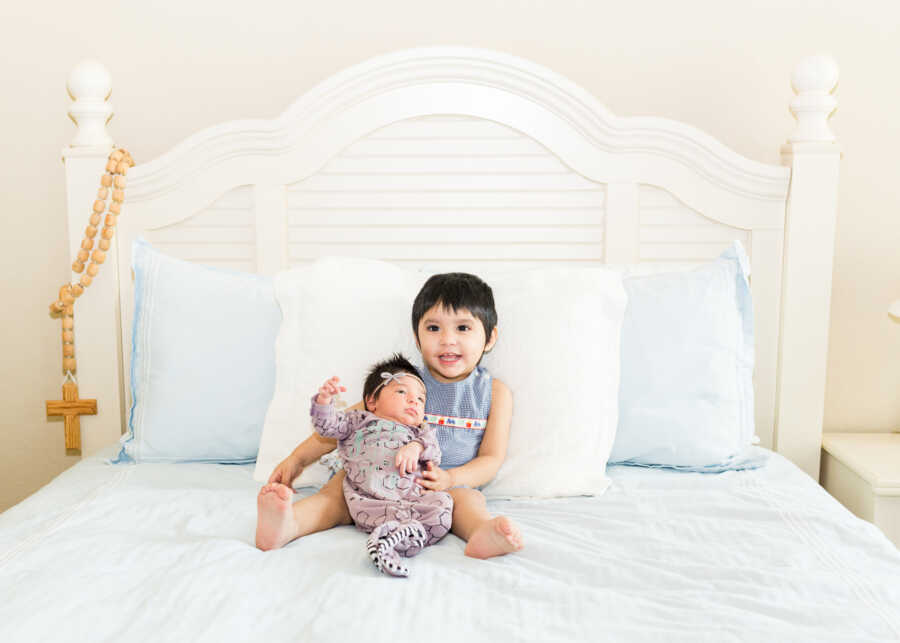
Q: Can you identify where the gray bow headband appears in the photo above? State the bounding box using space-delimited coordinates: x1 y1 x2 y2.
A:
372 371 425 396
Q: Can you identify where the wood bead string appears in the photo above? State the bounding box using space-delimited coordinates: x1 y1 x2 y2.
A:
49 148 134 376
47 148 133 449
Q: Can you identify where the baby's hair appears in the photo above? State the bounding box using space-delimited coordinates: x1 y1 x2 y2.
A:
362 353 423 407
411 272 497 341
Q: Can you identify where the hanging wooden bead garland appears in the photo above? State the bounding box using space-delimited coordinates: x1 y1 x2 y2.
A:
46 148 134 450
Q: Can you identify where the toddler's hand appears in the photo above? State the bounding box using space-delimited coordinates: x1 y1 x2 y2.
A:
416 461 453 492
316 376 346 405
268 454 303 489
395 441 424 475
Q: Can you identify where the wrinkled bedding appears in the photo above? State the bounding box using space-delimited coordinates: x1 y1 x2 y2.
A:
1 447 898 642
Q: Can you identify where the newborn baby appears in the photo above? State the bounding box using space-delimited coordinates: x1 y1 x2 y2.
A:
310 353 453 577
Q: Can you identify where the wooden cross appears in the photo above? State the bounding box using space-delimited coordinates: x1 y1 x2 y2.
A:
46 380 96 450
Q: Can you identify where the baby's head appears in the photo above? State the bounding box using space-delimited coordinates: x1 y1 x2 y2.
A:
411 272 498 383
363 353 427 427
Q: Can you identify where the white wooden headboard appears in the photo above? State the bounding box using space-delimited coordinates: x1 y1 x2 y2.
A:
60 48 840 480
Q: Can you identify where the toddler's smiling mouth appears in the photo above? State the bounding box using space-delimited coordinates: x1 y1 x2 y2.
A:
439 353 461 363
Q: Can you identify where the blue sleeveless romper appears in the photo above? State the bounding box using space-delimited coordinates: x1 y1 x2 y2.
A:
417 364 492 469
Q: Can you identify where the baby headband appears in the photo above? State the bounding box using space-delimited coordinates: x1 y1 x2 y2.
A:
372 371 426 396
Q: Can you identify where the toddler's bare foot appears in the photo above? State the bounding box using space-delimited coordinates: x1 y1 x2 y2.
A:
464 516 523 559
255 483 297 551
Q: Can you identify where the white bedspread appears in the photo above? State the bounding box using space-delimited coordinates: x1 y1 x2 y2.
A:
1 448 898 642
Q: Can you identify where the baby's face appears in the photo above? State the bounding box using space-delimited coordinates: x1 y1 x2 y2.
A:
368 375 426 426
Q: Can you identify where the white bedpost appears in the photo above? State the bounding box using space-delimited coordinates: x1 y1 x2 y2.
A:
61 60 125 456
775 55 841 480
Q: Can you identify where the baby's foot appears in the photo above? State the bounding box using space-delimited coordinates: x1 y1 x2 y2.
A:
375 540 410 577
366 533 385 573
464 516 524 560
255 483 297 551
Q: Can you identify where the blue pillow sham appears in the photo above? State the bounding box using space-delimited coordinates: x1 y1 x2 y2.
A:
609 241 757 469
114 239 281 464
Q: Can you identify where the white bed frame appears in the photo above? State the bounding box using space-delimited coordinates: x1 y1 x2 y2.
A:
60 47 840 480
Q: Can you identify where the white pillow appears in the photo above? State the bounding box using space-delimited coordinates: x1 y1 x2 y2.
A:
255 257 628 500
253 258 423 487
481 268 627 498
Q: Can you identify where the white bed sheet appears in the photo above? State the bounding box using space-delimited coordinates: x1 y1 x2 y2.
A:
1 447 898 643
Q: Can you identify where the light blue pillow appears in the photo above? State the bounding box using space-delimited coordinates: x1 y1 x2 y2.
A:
609 241 755 468
114 239 281 463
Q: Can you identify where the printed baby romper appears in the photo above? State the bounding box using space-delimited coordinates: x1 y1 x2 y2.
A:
310 398 453 576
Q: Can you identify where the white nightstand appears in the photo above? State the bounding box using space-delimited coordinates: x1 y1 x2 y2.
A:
820 432 900 548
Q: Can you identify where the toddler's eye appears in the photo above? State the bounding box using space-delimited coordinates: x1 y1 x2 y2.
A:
458 325 471 332
426 324 439 332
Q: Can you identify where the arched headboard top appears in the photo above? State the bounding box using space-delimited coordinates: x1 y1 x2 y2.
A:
127 47 789 230
61 49 842 482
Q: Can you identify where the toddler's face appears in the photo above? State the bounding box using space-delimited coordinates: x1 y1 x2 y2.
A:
367 375 426 426
416 305 497 383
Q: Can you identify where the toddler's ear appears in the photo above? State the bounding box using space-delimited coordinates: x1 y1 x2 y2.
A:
364 395 375 412
483 326 499 353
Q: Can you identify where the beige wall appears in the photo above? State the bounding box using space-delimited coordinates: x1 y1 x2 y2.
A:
1 0 898 512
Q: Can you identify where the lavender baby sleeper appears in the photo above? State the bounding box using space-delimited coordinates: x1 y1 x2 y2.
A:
310 399 453 576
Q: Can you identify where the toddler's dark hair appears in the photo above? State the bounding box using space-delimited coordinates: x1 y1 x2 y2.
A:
411 273 497 342
362 353 422 406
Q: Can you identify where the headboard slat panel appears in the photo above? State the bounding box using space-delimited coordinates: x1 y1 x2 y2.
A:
604 183 640 264
254 184 288 275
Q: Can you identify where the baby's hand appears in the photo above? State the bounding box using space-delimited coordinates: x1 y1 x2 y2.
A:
316 376 346 405
395 441 424 475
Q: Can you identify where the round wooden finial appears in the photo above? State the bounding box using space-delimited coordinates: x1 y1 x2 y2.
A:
788 54 839 144
67 60 114 148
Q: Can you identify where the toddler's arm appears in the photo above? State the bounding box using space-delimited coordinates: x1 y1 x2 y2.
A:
269 399 366 485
